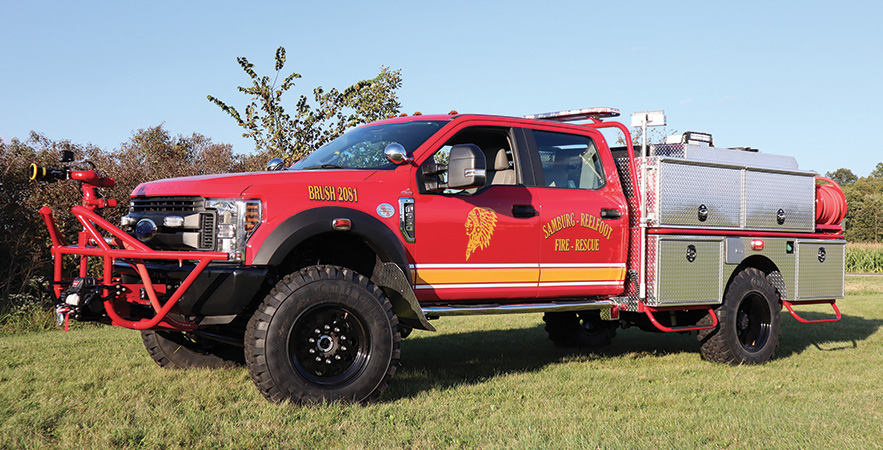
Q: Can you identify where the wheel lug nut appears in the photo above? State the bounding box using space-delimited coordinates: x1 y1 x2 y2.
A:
309 349 315 354
325 359 331 364
314 329 320 334
324 325 330 330
340 335 346 341
340 346 347 351
315 356 322 362
333 327 340 333
309 338 315 343
335 355 341 360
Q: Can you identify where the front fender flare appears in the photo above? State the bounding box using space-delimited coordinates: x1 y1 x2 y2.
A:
251 207 434 331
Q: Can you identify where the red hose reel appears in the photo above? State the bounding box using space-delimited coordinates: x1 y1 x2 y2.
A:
815 176 848 227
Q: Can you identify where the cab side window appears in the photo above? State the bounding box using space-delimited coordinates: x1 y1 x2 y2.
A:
534 130 605 190
420 126 517 194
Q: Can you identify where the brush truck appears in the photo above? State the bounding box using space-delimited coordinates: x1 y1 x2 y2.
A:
35 107 848 404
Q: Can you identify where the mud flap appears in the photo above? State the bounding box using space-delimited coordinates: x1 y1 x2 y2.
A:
375 262 436 332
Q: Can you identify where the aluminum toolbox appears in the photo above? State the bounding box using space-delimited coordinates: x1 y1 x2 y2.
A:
645 235 724 306
794 239 845 299
637 144 817 232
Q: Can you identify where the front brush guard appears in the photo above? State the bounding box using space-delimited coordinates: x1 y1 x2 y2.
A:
41 205 228 331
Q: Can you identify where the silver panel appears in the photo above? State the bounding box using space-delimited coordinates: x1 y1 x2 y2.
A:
745 171 815 232
647 236 724 306
656 161 742 228
725 237 746 264
653 144 800 171
795 240 845 299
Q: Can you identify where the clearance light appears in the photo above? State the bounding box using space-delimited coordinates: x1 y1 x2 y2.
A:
524 107 621 122
751 239 765 251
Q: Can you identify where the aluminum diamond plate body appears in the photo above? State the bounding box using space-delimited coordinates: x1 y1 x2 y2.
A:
796 240 845 299
636 146 816 232
745 171 815 232
646 235 724 306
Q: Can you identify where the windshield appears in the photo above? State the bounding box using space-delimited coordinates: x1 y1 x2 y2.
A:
292 120 449 170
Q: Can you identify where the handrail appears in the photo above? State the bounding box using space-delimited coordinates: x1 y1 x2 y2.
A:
641 304 718 333
782 300 841 324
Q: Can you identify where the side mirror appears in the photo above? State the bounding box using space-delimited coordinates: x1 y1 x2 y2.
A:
447 144 486 189
384 142 412 164
266 158 285 171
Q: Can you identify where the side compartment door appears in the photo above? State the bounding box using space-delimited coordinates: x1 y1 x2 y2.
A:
526 128 629 298
412 125 541 303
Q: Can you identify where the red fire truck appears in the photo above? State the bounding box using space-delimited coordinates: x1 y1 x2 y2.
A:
34 108 848 404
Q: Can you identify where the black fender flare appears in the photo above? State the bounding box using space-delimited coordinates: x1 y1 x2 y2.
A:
251 207 434 331
252 206 407 271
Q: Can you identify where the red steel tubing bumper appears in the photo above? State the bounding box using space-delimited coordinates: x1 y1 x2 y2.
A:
42 205 228 331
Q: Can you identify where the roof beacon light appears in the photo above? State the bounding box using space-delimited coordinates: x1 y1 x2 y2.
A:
523 107 621 122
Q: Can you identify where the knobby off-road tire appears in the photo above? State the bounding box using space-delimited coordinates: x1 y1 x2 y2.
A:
141 330 244 369
698 267 782 364
245 265 401 404
543 310 617 349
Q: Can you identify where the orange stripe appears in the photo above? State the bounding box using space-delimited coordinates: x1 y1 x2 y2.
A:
415 268 539 284
539 267 625 283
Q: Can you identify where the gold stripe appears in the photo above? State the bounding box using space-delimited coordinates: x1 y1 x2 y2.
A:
415 268 539 284
539 267 626 283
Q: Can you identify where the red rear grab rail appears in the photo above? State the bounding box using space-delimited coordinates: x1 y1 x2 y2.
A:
782 300 841 324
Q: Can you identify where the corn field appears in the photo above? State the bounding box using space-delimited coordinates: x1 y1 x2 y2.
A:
846 242 883 273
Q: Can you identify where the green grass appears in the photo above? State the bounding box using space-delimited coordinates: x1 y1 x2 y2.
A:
2 276 883 449
847 242 883 273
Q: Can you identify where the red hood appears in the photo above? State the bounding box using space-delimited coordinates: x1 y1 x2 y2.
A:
131 170 377 198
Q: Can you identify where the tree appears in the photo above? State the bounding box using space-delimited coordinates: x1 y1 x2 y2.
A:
870 162 883 179
208 46 402 161
842 173 883 243
825 168 857 186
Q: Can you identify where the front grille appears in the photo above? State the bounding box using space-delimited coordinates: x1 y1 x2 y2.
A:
130 196 204 212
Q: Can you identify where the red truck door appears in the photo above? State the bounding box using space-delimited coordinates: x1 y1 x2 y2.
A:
412 124 541 303
525 128 628 298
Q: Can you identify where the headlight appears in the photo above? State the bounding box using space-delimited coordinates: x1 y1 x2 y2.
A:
205 199 262 261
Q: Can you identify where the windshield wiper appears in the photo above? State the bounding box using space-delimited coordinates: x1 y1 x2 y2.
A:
301 164 345 170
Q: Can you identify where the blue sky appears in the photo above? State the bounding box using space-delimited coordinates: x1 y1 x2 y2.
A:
2 1 881 176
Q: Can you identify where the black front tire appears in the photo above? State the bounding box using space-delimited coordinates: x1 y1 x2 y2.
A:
698 267 782 364
141 330 243 369
245 265 400 404
543 310 617 349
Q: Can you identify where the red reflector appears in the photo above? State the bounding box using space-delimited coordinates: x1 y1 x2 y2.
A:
751 239 765 251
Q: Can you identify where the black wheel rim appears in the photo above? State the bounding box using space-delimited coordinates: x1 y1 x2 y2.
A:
577 313 605 337
735 292 772 353
287 305 369 386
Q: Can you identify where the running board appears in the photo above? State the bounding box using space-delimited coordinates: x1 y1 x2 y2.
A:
422 300 615 317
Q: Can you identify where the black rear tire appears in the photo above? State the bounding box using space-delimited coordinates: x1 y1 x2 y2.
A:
245 265 400 404
141 330 243 369
698 267 782 364
543 310 616 349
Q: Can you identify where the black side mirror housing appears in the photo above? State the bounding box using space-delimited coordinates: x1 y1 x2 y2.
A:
447 144 486 189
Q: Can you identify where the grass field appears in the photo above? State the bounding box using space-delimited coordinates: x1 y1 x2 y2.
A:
2 277 882 449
